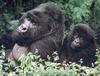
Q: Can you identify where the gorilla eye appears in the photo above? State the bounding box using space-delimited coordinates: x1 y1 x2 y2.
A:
34 11 40 16
32 22 37 25
74 35 78 38
27 18 30 21
32 22 38 27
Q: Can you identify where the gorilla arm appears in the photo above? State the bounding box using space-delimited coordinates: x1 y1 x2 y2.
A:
7 44 29 61
69 46 96 66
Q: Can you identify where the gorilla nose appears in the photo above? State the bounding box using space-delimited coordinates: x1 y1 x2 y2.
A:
75 41 79 44
74 38 80 43
22 27 27 31
17 25 28 33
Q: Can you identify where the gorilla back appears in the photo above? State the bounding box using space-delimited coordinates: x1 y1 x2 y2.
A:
11 2 65 61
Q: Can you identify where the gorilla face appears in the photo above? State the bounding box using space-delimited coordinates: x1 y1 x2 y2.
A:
16 18 35 33
68 24 95 50
17 13 51 38
71 35 82 49
16 17 38 40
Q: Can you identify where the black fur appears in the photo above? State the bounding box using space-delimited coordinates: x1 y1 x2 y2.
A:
9 2 65 61
0 30 14 50
59 23 97 67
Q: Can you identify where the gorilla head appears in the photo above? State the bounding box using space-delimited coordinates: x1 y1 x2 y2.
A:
68 24 95 51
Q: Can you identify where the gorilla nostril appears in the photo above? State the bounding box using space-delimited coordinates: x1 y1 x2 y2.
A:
76 41 79 44
22 28 27 30
17 27 28 33
21 28 28 33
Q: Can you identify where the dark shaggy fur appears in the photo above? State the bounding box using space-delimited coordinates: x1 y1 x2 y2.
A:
8 2 65 61
0 30 15 60
0 30 14 50
59 23 97 67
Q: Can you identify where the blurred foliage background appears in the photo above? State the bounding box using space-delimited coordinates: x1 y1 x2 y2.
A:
0 0 100 76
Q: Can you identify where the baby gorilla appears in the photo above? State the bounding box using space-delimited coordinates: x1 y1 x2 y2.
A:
59 23 97 67
8 2 65 62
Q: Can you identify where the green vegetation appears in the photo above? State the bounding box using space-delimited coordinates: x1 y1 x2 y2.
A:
0 0 100 76
0 49 100 76
0 50 100 76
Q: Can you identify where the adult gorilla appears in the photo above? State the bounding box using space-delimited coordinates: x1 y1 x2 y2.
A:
59 23 97 67
8 2 65 61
